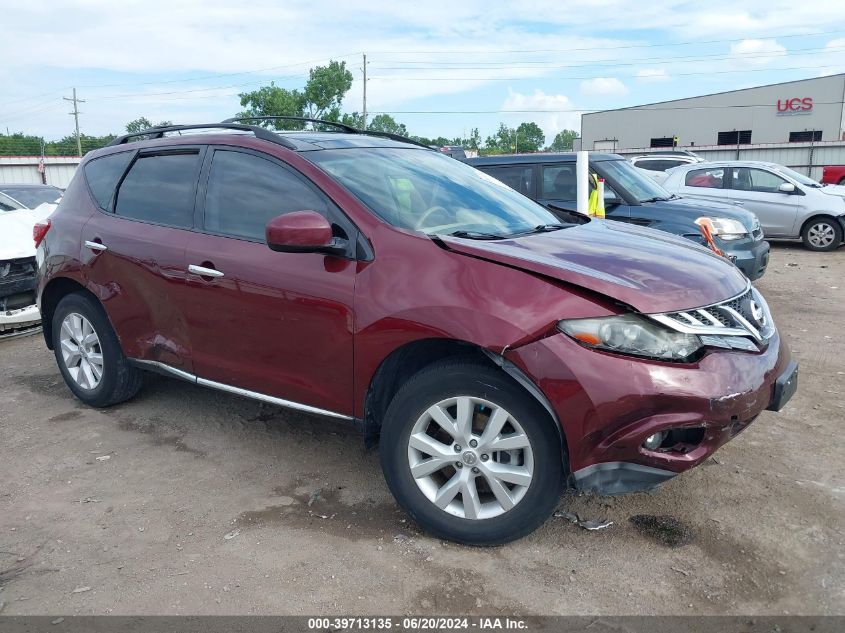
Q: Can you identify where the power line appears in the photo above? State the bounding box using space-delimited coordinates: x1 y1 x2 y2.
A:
369 28 845 55
369 100 845 114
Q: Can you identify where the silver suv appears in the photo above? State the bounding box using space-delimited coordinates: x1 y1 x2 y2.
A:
661 161 845 251
629 152 705 184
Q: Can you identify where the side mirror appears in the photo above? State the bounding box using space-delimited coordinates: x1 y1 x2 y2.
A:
265 211 347 256
778 182 796 194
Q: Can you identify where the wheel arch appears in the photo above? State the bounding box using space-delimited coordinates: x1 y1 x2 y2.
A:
40 277 98 350
362 338 568 468
800 212 844 234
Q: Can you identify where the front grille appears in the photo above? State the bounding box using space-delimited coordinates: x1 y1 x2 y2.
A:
650 285 775 350
1 256 37 312
0 256 36 280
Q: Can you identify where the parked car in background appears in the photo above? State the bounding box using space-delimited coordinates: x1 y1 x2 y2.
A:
630 151 706 184
821 165 845 185
662 161 845 251
464 153 769 280
435 145 467 159
0 184 63 212
36 120 795 545
1 201 58 335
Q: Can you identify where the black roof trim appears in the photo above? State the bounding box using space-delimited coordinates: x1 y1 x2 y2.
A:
222 115 433 150
107 123 297 149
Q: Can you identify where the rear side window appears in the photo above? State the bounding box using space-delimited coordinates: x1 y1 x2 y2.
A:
542 164 577 200
203 150 327 241
84 151 134 210
114 152 200 227
685 168 725 189
481 165 534 197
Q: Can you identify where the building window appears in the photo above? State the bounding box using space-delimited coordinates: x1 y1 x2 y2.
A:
649 137 674 148
788 130 822 143
717 130 752 145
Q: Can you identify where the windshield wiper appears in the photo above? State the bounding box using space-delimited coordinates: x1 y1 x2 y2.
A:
442 230 506 240
510 223 569 237
640 196 670 203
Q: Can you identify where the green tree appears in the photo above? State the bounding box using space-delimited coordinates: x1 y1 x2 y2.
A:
466 127 480 150
515 122 544 153
338 111 365 128
483 123 514 154
368 113 408 136
0 133 43 156
238 59 354 129
550 129 579 151
126 117 173 133
302 60 353 119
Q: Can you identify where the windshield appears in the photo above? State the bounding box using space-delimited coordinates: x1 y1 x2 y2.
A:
772 165 821 187
306 148 562 237
0 186 61 209
600 159 673 202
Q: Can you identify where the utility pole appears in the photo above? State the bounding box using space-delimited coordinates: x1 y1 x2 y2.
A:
362 54 368 130
63 88 85 157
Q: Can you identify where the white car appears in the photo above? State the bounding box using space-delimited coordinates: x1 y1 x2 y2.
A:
630 152 706 184
1 201 58 335
661 161 845 251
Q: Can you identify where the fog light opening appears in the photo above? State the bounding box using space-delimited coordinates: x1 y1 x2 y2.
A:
643 432 665 451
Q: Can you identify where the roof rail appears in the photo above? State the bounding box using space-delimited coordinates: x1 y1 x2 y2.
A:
106 123 297 149
222 115 433 150
223 115 359 133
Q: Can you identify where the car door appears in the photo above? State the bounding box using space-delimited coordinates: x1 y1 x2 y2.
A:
725 167 801 237
535 163 631 222
181 147 357 416
81 147 204 372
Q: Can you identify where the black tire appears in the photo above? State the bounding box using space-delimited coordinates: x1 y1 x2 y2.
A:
380 359 564 546
801 216 843 251
51 292 143 407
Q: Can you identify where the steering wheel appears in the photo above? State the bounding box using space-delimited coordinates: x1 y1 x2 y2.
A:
416 205 451 230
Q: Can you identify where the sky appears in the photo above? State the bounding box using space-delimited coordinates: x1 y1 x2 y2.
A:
3 0 845 145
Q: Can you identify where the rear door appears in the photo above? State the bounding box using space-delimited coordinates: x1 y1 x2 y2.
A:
725 167 800 237
180 147 357 415
81 147 204 371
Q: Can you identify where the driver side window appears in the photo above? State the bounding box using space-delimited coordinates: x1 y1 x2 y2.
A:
203 149 329 241
729 167 788 193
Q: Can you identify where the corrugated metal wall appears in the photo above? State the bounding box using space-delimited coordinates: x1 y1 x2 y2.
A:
0 157 81 188
614 141 845 180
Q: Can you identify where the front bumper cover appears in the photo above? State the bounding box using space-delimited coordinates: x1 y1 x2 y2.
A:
505 328 794 495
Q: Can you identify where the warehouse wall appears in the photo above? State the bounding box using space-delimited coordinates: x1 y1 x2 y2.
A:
582 74 845 150
0 157 81 188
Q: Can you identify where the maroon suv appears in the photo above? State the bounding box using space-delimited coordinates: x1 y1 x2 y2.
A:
35 120 797 545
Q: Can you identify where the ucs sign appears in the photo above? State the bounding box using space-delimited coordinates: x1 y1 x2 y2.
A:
777 97 813 115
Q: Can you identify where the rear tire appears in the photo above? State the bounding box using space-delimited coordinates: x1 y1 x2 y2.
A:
801 216 843 251
52 292 142 407
380 359 564 545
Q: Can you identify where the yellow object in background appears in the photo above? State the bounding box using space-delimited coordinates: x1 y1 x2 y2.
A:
587 174 606 218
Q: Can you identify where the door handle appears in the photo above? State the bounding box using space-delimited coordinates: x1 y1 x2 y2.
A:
188 264 224 278
84 240 107 252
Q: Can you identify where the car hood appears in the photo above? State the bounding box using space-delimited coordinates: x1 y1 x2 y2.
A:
819 184 845 205
0 204 56 260
646 196 758 230
440 220 748 314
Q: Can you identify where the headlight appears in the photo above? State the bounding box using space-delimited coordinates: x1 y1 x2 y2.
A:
558 314 702 361
696 217 748 241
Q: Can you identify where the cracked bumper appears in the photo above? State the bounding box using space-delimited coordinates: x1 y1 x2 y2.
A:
505 329 793 494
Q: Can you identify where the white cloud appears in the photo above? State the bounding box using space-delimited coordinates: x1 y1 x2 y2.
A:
500 89 580 143
636 68 671 82
729 39 786 67
816 38 845 76
579 77 628 98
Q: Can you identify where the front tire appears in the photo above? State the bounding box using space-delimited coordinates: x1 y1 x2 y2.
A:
380 360 564 545
801 216 843 251
52 292 142 407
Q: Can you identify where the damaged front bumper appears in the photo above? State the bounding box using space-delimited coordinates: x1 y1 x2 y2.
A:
504 328 795 496
1 256 41 335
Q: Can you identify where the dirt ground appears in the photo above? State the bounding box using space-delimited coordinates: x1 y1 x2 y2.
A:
1 243 843 616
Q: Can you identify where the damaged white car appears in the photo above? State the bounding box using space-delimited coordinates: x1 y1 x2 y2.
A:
1 198 59 337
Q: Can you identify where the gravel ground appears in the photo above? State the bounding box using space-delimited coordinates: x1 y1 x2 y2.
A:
0 243 843 616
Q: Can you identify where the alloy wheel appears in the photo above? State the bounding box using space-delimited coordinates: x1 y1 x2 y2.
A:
59 312 104 390
407 396 534 520
807 222 836 248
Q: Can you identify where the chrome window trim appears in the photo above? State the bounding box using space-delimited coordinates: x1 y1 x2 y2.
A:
130 359 353 420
